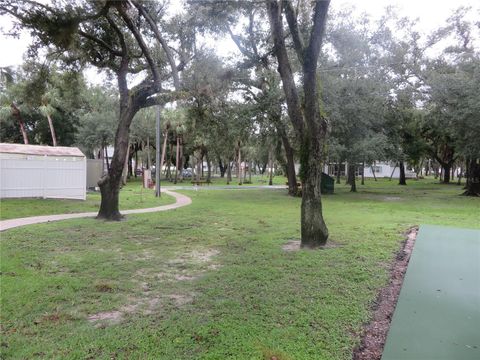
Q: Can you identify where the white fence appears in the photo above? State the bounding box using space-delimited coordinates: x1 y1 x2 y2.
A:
0 153 86 200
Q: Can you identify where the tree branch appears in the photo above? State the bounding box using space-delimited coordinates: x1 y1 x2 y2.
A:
282 0 304 63
78 30 123 56
132 0 181 91
115 2 161 87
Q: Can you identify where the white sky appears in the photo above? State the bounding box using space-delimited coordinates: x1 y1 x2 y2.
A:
0 0 478 69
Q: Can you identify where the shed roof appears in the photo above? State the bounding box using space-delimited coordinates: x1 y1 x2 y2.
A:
0 143 85 157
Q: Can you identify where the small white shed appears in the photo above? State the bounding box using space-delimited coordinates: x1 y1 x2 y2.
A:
0 143 86 200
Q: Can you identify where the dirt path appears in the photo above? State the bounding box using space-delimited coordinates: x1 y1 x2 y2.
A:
0 190 191 232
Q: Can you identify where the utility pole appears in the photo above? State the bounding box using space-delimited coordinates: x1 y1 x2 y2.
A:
155 106 161 197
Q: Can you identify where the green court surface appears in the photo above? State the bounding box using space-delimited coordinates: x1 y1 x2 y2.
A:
382 225 480 360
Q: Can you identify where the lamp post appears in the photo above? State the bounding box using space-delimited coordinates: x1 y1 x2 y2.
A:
155 105 161 197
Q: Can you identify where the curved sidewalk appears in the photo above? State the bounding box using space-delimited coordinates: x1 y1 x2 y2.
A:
0 190 191 232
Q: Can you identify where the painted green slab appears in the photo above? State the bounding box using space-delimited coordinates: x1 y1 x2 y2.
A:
382 224 480 360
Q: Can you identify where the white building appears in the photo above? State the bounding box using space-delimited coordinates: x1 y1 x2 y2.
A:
0 143 86 200
363 162 416 179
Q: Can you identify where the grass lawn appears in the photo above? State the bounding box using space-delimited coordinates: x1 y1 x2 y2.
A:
1 178 478 359
162 173 288 187
0 179 175 220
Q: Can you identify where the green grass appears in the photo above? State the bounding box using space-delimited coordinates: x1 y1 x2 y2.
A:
163 173 288 186
1 178 478 359
0 179 175 220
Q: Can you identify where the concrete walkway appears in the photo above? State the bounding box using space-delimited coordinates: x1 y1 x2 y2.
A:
164 185 287 191
0 190 192 232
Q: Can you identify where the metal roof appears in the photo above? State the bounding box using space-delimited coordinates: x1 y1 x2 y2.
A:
0 143 85 157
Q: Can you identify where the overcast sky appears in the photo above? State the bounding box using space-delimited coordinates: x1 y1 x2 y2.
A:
0 0 478 68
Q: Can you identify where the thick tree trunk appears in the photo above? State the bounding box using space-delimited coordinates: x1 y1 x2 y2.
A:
98 104 136 220
300 137 329 247
348 164 356 192
46 114 57 146
463 158 480 196
267 0 330 247
399 161 407 185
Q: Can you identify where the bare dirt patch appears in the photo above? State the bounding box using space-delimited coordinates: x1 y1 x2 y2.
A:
383 196 402 201
352 226 418 360
87 310 124 325
88 248 218 326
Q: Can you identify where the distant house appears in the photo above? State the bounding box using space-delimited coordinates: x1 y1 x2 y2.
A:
323 161 416 179
363 162 416 179
0 143 86 200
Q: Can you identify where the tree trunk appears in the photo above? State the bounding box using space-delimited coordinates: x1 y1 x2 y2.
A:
227 160 232 184
442 163 451 184
196 150 201 182
267 0 330 247
371 162 377 181
104 146 110 171
281 132 298 196
46 114 57 146
399 161 407 185
249 161 252 183
121 142 130 186
160 131 168 175
389 164 397 181
268 149 273 186
361 161 365 185
348 164 356 192
237 144 243 185
219 160 226 177
134 148 138 177
463 158 480 196
11 103 29 144
345 161 350 185
300 137 329 247
97 103 136 220
206 153 211 183
174 136 180 184
146 137 151 169
178 138 184 182
336 161 341 184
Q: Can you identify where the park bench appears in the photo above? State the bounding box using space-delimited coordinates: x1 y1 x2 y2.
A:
191 180 210 186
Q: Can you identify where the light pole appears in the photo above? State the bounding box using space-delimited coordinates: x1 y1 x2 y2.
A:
155 105 161 197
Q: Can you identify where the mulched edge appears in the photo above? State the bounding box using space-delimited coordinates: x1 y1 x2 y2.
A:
352 226 418 360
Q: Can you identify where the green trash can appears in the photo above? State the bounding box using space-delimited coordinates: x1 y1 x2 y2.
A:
321 173 334 194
